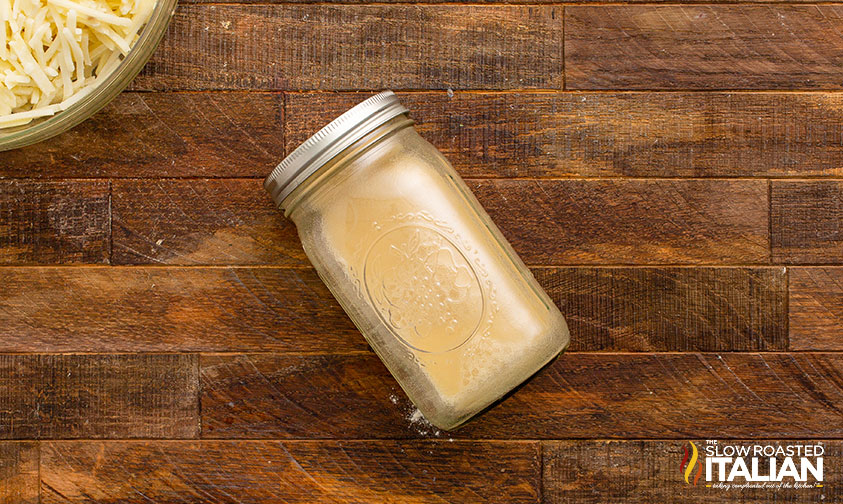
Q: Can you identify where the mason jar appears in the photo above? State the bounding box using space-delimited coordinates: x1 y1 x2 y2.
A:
265 91 570 430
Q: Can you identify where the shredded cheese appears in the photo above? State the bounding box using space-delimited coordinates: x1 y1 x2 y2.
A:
0 0 155 128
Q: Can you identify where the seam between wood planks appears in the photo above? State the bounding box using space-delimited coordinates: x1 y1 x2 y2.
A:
4 176 843 181
768 180 774 267
537 442 545 503
175 2 843 6
195 357 203 440
36 439 541 443
0 264 827 268
132 87 843 93
27 437 843 442
0 351 839 355
5 176 843 181
280 91 287 160
117 89 843 95
36 441 41 504
108 180 114 265
561 5 566 91
784 266 792 349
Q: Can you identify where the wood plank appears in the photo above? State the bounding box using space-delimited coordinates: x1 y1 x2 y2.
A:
1 93 283 179
539 267 787 352
0 354 198 439
113 179 769 265
0 443 38 504
10 91 843 179
40 440 540 503
544 440 839 503
200 353 843 439
0 266 783 353
790 267 843 350
200 354 423 439
111 179 307 265
566 6 843 90
772 181 843 264
133 5 563 91
287 91 843 178
474 179 769 265
0 267 363 353
0 181 109 265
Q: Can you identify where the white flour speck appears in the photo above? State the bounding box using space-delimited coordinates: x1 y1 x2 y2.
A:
406 407 443 438
409 408 424 423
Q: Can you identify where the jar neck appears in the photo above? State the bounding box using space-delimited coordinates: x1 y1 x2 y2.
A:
282 114 414 217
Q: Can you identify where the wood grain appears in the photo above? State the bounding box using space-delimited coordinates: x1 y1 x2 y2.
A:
288 91 843 178
566 6 843 90
0 354 198 439
113 178 769 265
0 266 784 353
201 354 424 439
9 91 843 179
111 179 307 265
790 267 843 351
772 181 843 264
134 5 563 91
0 443 38 504
538 267 787 352
0 267 363 353
544 440 839 503
0 93 283 179
472 179 769 265
40 440 540 503
200 353 843 439
0 181 109 265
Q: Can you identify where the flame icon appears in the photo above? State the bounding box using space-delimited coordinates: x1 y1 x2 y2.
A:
679 441 703 486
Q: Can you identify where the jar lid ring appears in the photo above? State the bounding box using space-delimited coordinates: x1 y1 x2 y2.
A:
264 90 409 208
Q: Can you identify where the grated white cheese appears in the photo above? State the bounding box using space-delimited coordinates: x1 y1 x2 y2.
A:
0 0 155 128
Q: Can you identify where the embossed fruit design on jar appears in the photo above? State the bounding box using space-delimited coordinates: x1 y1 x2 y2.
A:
265 91 570 430
364 225 485 354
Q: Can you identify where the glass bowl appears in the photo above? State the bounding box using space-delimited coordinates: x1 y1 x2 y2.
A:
0 0 178 151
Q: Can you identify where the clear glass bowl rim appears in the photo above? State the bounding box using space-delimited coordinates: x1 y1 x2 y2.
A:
0 0 179 151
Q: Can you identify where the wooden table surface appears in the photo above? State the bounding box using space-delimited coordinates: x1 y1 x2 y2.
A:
3 2 843 503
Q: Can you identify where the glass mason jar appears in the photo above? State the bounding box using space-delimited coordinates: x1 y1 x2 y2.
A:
265 91 570 430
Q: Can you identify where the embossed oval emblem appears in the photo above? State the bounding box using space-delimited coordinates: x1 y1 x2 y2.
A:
363 225 484 353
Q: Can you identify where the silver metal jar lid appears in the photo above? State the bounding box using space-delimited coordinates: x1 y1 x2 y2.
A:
264 90 409 208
